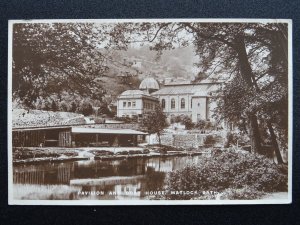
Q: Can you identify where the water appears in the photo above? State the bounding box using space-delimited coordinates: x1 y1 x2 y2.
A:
13 155 202 200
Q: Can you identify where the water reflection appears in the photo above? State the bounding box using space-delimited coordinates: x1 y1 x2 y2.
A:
13 156 202 200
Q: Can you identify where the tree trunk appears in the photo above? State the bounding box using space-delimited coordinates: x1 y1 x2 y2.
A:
234 36 262 154
267 121 284 164
248 113 262 154
234 35 258 90
157 132 161 146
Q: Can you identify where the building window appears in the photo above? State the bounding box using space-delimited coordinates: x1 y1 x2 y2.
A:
161 99 165 109
181 98 185 109
132 101 136 108
171 98 175 109
123 102 126 107
128 102 131 107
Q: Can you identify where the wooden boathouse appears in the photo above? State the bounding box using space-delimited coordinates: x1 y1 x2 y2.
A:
12 124 147 148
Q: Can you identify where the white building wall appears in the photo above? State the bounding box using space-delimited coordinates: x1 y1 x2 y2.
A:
157 94 193 118
117 98 143 117
191 97 207 122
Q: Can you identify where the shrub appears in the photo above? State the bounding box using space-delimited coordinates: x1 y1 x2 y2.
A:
170 115 194 129
203 135 216 146
225 132 249 148
51 101 58 112
221 186 265 200
163 150 288 200
94 117 106 124
182 116 194 130
70 102 77 112
195 119 206 129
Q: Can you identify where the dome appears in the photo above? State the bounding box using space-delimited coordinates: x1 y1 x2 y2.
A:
139 78 160 91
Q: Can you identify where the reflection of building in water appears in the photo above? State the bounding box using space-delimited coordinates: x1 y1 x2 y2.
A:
13 155 204 200
146 158 173 172
14 163 74 185
115 183 141 198
57 164 73 184
13 170 45 185
145 156 201 173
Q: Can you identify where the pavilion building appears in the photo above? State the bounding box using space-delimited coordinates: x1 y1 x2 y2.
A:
116 77 221 123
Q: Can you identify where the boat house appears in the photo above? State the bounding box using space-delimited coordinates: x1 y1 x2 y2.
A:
12 124 147 148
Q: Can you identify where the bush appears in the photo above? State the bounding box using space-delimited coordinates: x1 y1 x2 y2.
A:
170 115 194 129
203 135 216 146
225 132 249 148
182 116 194 130
163 150 288 200
221 186 265 200
195 119 206 129
94 117 106 123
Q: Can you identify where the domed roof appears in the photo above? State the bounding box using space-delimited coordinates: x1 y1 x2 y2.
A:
139 78 159 90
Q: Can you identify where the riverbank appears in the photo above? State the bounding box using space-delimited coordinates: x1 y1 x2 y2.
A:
13 146 211 165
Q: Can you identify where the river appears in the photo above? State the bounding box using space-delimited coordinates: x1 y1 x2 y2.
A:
13 155 203 200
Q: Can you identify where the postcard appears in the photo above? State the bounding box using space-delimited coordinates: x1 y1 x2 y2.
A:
8 19 292 205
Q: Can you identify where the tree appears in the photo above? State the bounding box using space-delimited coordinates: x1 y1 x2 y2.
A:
70 101 77 113
78 101 93 116
51 100 58 112
141 106 168 145
13 22 111 108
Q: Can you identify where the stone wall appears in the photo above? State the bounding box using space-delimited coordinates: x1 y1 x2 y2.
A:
173 134 205 148
159 133 224 148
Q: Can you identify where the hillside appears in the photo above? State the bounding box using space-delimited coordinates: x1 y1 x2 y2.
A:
99 46 199 99
12 46 200 111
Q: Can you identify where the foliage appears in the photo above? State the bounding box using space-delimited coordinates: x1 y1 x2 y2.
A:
203 135 216 146
195 119 206 129
115 22 288 157
58 101 69 112
70 102 77 113
171 115 194 130
225 132 250 148
163 150 288 200
13 147 78 160
13 23 110 107
51 100 58 112
77 101 93 116
141 106 168 145
221 186 265 200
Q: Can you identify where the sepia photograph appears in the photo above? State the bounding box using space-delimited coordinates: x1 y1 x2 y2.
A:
8 19 292 205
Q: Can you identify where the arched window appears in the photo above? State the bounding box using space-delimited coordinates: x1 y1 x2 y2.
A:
181 98 185 109
161 99 165 109
171 98 175 109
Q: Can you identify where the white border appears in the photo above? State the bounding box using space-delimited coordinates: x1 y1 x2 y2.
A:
8 18 293 205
